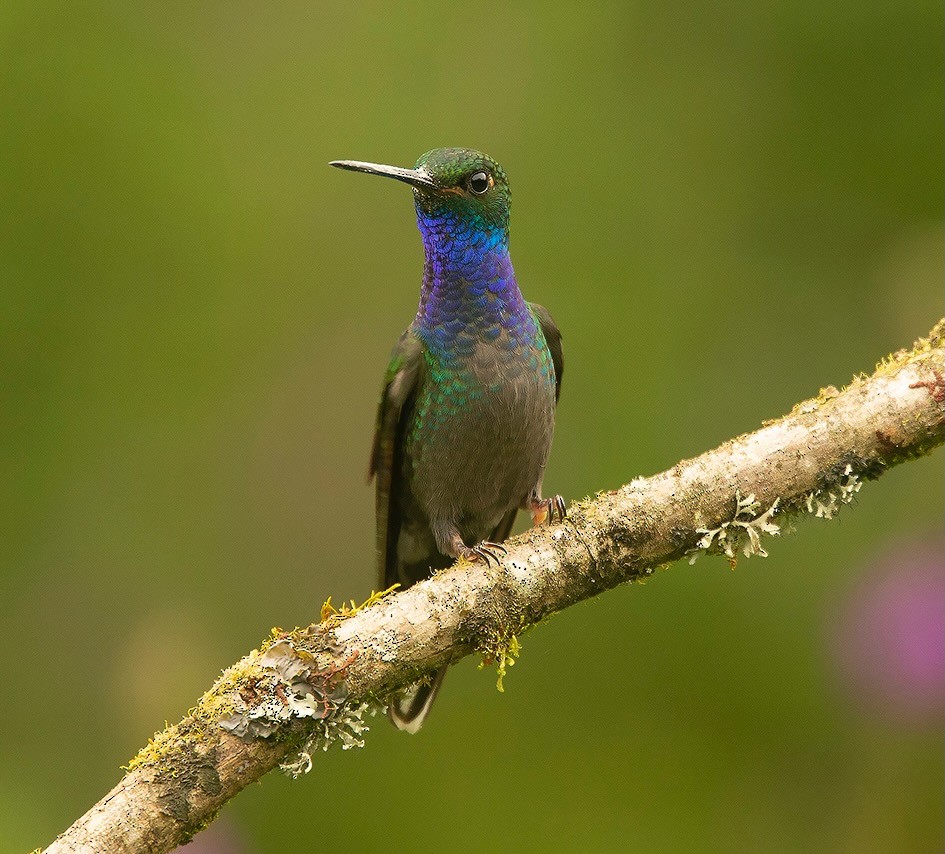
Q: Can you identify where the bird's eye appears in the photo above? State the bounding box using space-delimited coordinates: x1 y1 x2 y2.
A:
468 171 490 194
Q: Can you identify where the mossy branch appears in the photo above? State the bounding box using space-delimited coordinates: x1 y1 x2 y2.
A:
45 321 944 854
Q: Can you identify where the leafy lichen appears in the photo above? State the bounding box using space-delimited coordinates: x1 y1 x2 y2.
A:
214 638 378 777
688 491 781 568
280 702 373 778
802 463 862 519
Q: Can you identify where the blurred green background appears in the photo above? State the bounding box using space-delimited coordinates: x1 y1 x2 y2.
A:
2 2 942 852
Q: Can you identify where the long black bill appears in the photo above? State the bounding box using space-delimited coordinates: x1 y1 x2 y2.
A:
329 159 436 189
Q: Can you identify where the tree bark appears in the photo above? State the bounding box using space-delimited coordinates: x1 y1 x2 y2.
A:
45 321 944 854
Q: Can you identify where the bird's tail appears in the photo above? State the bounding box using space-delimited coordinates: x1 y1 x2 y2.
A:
387 665 448 734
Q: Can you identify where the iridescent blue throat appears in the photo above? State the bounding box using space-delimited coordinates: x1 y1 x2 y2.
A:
414 207 535 361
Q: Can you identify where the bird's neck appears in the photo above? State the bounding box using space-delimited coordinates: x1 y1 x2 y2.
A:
414 210 531 346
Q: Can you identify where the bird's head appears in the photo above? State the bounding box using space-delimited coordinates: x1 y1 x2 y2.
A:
330 148 511 235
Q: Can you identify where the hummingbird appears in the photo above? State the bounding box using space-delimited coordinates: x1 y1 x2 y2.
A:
330 148 564 732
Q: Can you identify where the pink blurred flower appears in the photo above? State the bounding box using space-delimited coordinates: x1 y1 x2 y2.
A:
832 539 944 724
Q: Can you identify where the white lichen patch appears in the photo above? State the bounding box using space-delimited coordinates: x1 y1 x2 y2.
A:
803 464 862 519
688 491 781 565
280 703 373 778
218 639 375 774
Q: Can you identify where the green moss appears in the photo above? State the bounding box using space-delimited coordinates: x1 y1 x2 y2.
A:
124 647 268 773
313 584 401 629
478 617 526 692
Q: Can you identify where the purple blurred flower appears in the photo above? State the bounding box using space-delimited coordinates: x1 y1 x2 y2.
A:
831 539 944 724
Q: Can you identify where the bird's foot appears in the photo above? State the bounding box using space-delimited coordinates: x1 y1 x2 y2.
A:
528 495 567 527
459 541 508 567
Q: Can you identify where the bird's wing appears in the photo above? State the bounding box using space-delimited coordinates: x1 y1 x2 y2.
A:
370 328 425 591
491 303 565 542
528 302 564 403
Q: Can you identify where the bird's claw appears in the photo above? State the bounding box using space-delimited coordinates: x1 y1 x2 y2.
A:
466 541 508 566
531 495 567 526
549 495 567 523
